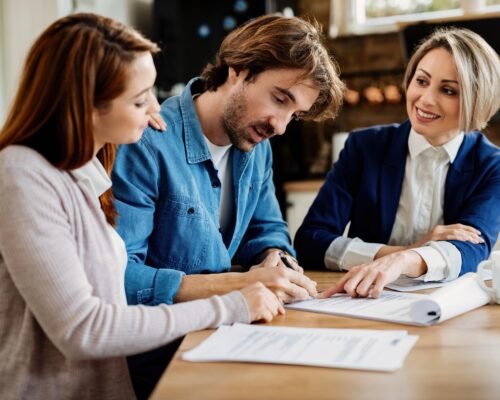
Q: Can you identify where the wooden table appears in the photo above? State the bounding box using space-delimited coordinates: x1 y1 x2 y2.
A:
151 271 500 400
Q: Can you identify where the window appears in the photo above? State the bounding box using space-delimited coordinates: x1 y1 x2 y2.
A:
330 0 500 36
365 0 461 19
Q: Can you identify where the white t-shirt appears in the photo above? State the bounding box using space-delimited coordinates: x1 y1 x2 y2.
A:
204 137 234 237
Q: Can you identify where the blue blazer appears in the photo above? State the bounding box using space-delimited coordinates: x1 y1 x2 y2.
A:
294 120 500 273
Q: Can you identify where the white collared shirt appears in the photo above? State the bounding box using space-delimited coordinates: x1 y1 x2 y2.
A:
325 129 465 282
70 157 112 204
70 157 127 269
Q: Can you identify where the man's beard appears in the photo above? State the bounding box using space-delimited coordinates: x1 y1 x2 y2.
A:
222 87 273 152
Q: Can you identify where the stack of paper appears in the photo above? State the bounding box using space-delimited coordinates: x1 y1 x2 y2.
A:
387 270 491 292
287 272 490 326
182 323 418 372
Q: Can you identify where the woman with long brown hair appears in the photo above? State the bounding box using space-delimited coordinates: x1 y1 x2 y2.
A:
0 13 282 399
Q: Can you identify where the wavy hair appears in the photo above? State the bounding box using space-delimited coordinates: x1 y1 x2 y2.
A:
0 13 159 224
200 14 345 121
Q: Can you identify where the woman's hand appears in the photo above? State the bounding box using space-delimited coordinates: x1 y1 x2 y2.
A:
318 250 427 299
410 224 483 248
240 282 285 322
148 112 166 131
375 223 484 259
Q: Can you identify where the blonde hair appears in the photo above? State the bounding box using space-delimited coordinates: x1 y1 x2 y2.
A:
403 27 500 132
201 14 345 121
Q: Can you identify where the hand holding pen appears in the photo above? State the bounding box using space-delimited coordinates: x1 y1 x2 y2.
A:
278 251 303 274
249 249 304 274
246 250 317 302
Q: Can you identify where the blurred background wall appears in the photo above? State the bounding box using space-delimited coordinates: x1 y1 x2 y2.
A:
1 0 499 237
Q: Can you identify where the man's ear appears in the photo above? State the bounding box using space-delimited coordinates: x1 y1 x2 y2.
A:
227 66 239 83
228 67 249 84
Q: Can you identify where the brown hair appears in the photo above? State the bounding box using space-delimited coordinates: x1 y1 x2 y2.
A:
0 13 159 224
200 14 345 121
403 27 500 132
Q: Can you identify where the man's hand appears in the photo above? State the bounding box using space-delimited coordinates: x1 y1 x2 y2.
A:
245 251 317 303
318 250 427 299
175 252 316 304
250 248 303 273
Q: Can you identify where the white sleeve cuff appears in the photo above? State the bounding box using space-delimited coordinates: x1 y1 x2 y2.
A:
412 241 462 282
325 237 384 271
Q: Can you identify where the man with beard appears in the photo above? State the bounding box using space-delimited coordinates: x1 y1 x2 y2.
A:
113 14 344 307
113 15 343 305
112 14 344 397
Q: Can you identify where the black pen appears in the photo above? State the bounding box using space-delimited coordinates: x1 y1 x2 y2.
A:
279 251 295 270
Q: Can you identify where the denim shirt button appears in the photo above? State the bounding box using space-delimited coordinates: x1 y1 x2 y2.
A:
187 207 195 214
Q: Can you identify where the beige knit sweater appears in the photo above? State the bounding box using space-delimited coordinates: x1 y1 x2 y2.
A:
0 145 250 400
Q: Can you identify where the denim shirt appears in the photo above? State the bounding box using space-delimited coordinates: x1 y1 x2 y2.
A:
113 78 293 306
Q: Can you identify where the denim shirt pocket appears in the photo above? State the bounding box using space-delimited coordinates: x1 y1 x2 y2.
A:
241 177 264 216
230 177 264 245
149 195 210 273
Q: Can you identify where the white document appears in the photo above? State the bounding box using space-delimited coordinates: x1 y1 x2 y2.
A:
287 273 490 326
182 323 418 372
387 270 492 292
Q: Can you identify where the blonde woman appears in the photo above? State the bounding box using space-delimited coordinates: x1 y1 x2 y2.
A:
295 28 500 298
